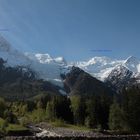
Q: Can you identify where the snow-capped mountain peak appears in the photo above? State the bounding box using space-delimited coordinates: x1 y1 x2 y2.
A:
25 53 53 64
25 53 67 65
124 56 139 64
86 56 111 65
0 36 67 87
1 34 140 88
123 56 140 73
74 56 140 81
35 53 53 63
73 56 125 81
54 57 67 65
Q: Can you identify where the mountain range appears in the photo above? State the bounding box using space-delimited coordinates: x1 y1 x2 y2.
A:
0 35 140 98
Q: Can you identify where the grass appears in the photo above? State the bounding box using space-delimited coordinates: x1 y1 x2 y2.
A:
0 118 7 133
64 124 93 131
51 119 93 131
0 118 5 125
0 117 28 134
6 124 28 132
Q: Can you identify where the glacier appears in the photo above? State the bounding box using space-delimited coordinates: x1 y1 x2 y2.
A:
0 35 140 87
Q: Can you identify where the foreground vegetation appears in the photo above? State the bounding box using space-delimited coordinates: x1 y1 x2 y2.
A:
0 86 140 136
0 118 27 134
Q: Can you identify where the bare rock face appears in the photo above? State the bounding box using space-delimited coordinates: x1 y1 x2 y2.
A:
64 66 114 96
105 65 133 91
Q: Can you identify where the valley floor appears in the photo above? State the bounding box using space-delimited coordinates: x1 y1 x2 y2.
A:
2 122 140 140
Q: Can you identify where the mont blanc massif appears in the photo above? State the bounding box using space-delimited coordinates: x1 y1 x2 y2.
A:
1 34 140 139
0 35 140 100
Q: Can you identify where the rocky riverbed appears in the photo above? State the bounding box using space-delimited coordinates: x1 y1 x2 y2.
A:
1 122 140 140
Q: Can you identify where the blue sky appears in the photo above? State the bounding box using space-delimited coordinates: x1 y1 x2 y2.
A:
0 0 140 61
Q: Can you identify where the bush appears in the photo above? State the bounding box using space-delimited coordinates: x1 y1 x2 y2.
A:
51 119 66 127
28 109 46 123
0 118 8 133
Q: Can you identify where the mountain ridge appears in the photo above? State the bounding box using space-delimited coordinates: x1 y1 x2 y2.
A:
0 35 140 93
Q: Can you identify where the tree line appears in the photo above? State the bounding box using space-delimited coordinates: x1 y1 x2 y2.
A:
0 86 140 133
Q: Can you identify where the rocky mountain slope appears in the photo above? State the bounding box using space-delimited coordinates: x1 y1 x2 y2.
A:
0 35 140 95
63 66 114 96
74 56 140 81
74 56 140 91
0 35 68 87
0 57 61 100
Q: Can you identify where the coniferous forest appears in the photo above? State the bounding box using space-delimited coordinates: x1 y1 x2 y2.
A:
0 58 140 138
1 86 140 136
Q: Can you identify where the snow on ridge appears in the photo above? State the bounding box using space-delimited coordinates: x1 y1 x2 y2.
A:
123 56 140 73
54 57 67 65
0 37 65 87
35 53 52 63
25 53 67 66
73 56 124 81
74 56 140 81
1 34 140 84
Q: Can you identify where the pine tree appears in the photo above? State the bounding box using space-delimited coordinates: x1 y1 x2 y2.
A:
109 100 124 131
122 87 140 132
70 95 86 125
0 98 6 117
85 97 98 128
46 100 56 120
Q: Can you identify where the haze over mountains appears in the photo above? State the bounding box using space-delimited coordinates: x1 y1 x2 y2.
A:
0 35 140 96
